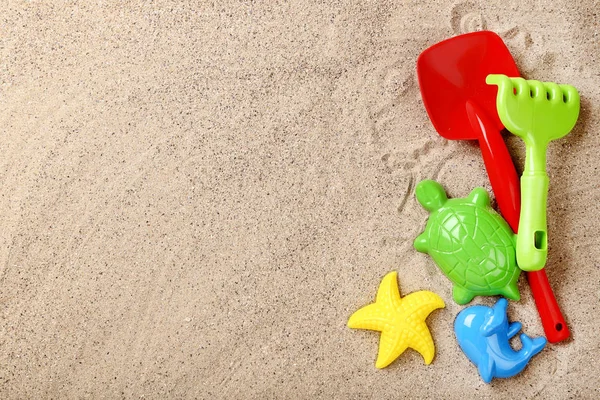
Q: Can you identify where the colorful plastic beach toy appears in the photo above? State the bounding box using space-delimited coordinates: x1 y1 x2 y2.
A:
487 74 580 272
348 271 444 368
416 31 521 229
414 180 521 304
454 298 547 383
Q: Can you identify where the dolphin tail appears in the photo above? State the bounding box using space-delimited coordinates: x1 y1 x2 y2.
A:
520 334 547 359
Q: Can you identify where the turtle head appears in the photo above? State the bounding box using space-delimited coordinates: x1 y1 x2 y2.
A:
415 180 448 212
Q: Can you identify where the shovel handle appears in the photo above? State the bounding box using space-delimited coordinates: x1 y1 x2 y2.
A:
477 121 521 230
466 100 520 229
527 268 570 343
467 101 569 343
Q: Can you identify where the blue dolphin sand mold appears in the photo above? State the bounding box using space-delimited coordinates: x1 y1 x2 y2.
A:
454 298 547 383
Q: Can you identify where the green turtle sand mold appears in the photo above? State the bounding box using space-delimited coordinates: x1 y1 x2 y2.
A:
414 180 521 304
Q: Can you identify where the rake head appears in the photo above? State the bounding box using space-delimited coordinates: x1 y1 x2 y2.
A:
486 75 580 146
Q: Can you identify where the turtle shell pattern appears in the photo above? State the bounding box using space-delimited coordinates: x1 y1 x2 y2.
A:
427 198 518 293
414 182 521 304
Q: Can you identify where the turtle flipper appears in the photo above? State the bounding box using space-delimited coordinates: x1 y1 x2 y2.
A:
414 233 429 253
453 285 475 305
468 187 491 208
500 283 521 301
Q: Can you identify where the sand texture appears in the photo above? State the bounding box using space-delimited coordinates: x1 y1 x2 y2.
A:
1 0 599 398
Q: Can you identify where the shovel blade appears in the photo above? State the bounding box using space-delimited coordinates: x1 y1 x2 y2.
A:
417 31 519 140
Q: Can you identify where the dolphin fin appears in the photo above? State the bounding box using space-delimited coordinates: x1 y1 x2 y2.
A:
507 322 522 339
477 352 495 384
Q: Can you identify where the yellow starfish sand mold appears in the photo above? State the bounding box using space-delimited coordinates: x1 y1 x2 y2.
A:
348 271 445 368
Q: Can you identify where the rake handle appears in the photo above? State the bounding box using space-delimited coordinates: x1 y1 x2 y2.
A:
467 101 569 343
517 173 549 271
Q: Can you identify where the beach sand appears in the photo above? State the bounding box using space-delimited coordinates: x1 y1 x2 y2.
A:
0 0 599 398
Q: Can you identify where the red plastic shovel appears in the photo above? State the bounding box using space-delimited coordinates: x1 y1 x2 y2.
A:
417 31 569 343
